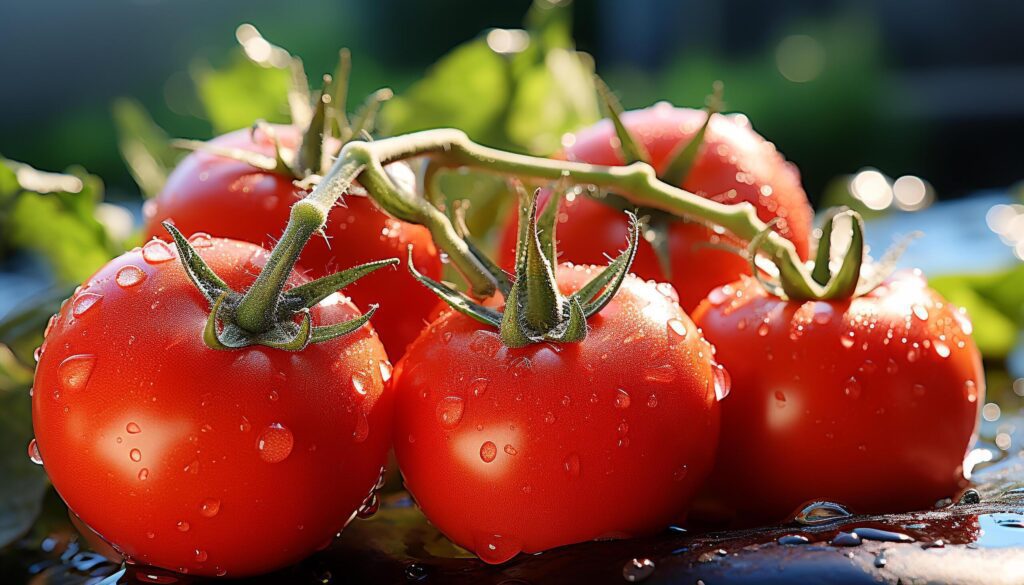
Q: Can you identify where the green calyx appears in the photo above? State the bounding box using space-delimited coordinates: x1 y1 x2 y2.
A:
173 34 393 183
409 186 640 348
594 78 725 279
747 206 916 302
163 222 396 351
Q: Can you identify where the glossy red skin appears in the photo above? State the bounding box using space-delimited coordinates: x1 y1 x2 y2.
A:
498 105 814 311
393 266 722 563
691 271 983 526
143 124 441 360
32 237 395 577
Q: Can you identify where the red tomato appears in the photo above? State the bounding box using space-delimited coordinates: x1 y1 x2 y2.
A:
393 265 723 563
690 271 983 526
143 124 441 359
498 104 814 311
31 237 394 577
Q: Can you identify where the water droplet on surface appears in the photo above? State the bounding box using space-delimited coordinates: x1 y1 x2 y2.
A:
404 563 428 581
357 493 380 518
351 372 369 396
126 422 141 434
672 465 689 482
830 532 862 547
72 292 102 317
480 441 497 463
793 501 852 525
469 377 489 398
958 488 981 505
58 354 96 394
474 533 521 564
712 363 731 401
623 557 655 582
188 233 213 248
886 359 899 374
933 340 950 358
138 468 150 481
666 318 688 343
852 527 915 542
503 444 518 456
129 448 142 462
200 499 221 518
965 380 978 403
239 416 251 432
378 360 393 382
177 520 190 532
142 240 175 263
646 392 658 408
912 304 929 321
257 423 294 463
840 333 856 348
194 549 208 562
843 377 862 399
644 363 677 383
778 534 809 545
614 388 631 409
115 265 147 288
468 330 502 358
27 439 42 465
436 396 465 429
563 453 580 477
353 411 370 443
757 320 771 337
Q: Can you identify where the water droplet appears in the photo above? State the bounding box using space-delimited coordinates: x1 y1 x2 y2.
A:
142 240 175 263
126 422 141 434
378 360 393 382
886 359 899 374
474 440 499 464
130 448 142 462
474 533 521 564
852 527 915 543
644 363 677 383
666 318 688 344
840 333 856 348
503 444 518 456
912 305 929 321
405 563 428 581
793 501 851 525
907 346 921 362
57 354 96 394
672 464 689 482
177 521 190 532
543 411 556 424
239 416 251 432
706 287 730 307
351 372 369 396
843 377 862 399
831 532 862 547
357 493 379 518
200 499 221 518
774 390 787 407
468 330 502 358
115 265 147 288
646 392 658 408
184 459 199 474
72 292 102 317
257 423 294 463
778 534 810 545
812 303 833 324
138 468 150 481
194 549 208 562
436 396 465 429
353 411 370 443
564 453 580 477
470 377 489 398
268 390 279 402
955 307 973 335
965 380 978 403
933 340 950 358
623 557 656 582
188 233 213 248
27 439 42 465
757 320 771 337
712 363 731 401
959 488 981 504
614 388 632 409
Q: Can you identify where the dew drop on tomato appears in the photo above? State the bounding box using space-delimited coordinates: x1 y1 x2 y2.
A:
27 438 42 465
126 422 141 434
188 233 213 248
965 380 978 403
614 388 632 409
712 363 731 401
479 441 497 463
563 452 581 477
200 499 221 518
473 533 522 564
71 292 102 317
130 449 142 462
142 240 175 264
177 520 190 532
469 377 489 398
194 549 208 562
666 318 688 344
351 372 369 396
436 396 465 429
256 423 294 463
377 360 393 382
353 411 370 443
115 265 147 288
933 340 951 358
57 354 96 394
843 377 862 399
138 468 149 481
644 363 677 384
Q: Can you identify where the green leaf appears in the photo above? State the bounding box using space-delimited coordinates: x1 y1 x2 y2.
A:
111 98 179 198
192 52 292 134
0 386 48 548
930 271 1021 359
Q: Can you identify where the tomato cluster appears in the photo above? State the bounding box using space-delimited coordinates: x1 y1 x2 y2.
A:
29 90 984 578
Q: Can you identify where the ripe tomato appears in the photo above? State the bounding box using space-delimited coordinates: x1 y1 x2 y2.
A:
498 104 814 311
690 271 983 526
31 237 395 577
143 124 441 359
393 265 724 563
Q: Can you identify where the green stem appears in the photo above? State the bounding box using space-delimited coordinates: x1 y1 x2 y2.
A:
255 128 824 312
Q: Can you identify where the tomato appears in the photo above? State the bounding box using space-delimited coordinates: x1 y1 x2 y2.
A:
690 271 983 526
393 265 723 563
498 104 814 310
143 124 441 359
31 237 395 577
